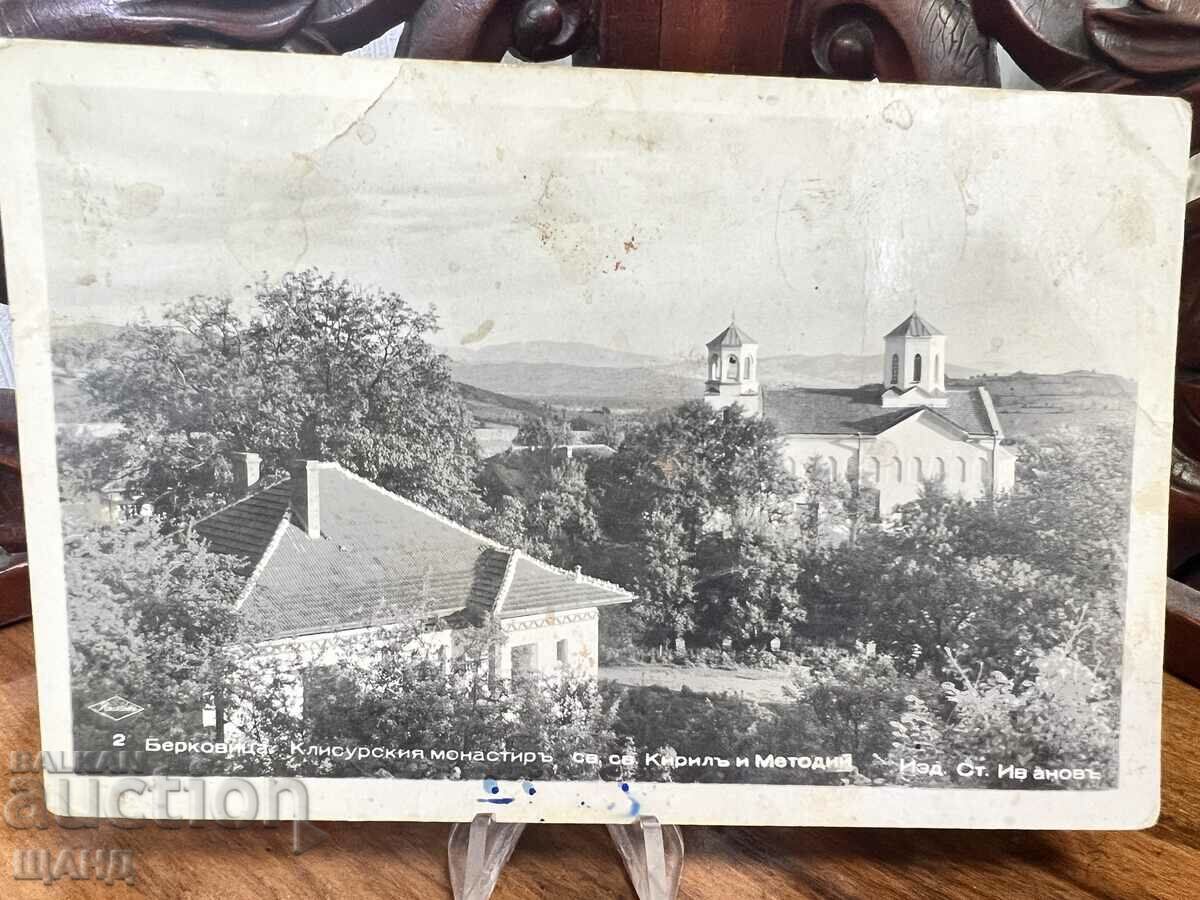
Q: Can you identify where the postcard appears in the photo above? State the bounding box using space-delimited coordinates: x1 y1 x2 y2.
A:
0 39 1191 827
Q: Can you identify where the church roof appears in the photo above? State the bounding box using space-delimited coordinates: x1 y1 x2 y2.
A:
193 464 632 640
707 321 757 348
886 313 942 338
766 386 996 436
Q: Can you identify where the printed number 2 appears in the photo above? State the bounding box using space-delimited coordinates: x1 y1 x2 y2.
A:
112 733 126 748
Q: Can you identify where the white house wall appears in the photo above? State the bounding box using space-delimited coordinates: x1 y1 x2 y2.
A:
491 608 602 680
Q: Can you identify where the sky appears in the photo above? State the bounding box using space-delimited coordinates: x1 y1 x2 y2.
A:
27 70 1185 379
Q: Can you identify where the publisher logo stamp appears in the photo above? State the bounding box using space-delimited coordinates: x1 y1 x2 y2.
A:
87 696 144 722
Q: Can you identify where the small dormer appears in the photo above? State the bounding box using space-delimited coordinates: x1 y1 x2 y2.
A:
881 313 948 408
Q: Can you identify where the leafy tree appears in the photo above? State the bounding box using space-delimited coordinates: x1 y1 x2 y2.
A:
478 460 600 568
65 516 245 757
590 402 797 551
589 402 800 651
515 414 573 472
525 462 600 567
794 454 876 547
587 414 630 450
632 503 699 649
66 270 481 524
693 526 806 650
889 643 1119 788
477 495 552 559
776 642 940 778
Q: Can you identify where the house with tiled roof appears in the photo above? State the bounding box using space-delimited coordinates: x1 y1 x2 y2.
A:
701 313 1016 516
193 456 633 681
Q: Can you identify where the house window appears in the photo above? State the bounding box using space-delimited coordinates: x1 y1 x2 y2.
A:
913 354 923 382
912 458 923 481
511 643 538 675
890 354 899 384
556 639 569 665
728 354 739 379
935 355 941 383
709 354 719 379
828 457 839 481
934 457 946 481
892 457 903 483
957 457 968 482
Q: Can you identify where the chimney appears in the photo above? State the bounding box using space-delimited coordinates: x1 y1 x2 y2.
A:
230 452 261 496
290 460 327 539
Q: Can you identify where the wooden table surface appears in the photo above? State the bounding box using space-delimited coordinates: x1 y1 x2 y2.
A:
2 620 1198 899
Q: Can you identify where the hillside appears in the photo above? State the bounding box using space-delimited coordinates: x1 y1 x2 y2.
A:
454 382 550 426
958 371 1136 437
761 353 981 388
450 362 700 411
448 342 993 410
443 341 662 369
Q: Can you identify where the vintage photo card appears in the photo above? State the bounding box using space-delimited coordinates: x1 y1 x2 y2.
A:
0 39 1192 828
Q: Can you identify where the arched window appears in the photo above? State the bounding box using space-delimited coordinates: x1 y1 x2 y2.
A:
892 457 903 483
911 458 923 481
933 457 946 481
935 355 942 384
709 354 719 379
746 356 754 379
890 354 899 384
957 457 968 482
869 457 881 483
786 457 796 476
913 354 923 382
979 458 989 483
828 457 839 481
728 354 739 379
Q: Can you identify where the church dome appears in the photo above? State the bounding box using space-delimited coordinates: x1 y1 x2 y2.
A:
707 321 757 348
886 313 943 338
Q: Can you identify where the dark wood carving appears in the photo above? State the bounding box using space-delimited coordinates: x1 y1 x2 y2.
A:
783 0 995 85
0 0 1198 684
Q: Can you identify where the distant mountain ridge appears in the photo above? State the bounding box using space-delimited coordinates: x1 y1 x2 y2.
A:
447 340 994 408
442 340 662 369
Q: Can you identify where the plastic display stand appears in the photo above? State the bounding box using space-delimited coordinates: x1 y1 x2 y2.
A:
448 813 684 900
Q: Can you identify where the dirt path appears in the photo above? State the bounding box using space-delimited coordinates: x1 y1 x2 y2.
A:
600 663 795 704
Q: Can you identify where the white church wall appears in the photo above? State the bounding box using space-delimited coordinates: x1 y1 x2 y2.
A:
780 435 860 482
782 419 1012 517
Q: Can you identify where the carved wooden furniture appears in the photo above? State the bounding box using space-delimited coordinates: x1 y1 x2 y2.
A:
0 0 1197 678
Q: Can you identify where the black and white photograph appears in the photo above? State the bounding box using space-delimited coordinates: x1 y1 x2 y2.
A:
1 42 1187 827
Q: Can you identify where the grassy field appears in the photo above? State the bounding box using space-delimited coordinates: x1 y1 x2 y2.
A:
600 663 793 704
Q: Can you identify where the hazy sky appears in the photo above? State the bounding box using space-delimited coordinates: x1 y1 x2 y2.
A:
29 71 1185 378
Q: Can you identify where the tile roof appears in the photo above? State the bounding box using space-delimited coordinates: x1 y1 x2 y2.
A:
707 322 756 348
766 386 997 436
499 555 635 617
192 465 631 640
193 481 290 563
885 313 942 338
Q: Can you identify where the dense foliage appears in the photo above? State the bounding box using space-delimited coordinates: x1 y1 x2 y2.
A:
61 270 481 524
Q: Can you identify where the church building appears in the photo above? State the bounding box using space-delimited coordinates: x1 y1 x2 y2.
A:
703 313 1016 516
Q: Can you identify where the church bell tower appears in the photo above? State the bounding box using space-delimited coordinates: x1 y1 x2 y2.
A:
704 317 762 418
881 312 948 408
